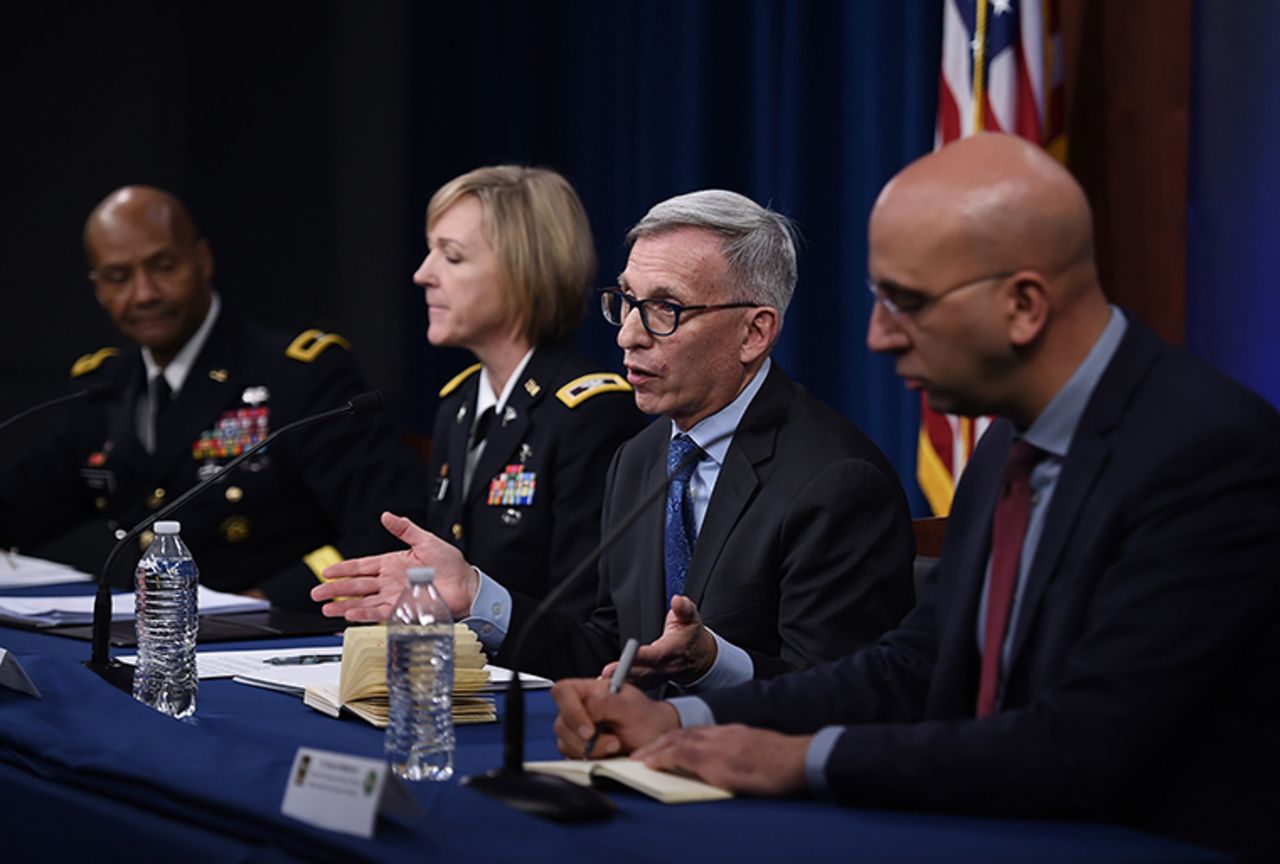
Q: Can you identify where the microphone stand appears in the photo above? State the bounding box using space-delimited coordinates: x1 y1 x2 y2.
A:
462 434 719 822
0 384 119 435
85 392 384 691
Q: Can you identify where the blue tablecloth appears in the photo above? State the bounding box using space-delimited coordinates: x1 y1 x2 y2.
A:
0 596 1232 864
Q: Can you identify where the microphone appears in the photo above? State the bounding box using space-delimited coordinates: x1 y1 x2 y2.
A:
462 429 727 822
85 390 384 690
0 383 122 435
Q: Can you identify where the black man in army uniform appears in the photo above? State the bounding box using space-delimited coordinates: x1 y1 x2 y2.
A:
0 185 427 609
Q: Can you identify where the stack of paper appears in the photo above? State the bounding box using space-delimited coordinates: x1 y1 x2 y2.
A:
0 553 92 589
0 585 269 627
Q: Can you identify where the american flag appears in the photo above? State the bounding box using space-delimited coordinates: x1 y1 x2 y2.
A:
918 0 1066 515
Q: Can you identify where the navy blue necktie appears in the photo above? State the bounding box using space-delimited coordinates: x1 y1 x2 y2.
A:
146 375 172 453
664 434 702 608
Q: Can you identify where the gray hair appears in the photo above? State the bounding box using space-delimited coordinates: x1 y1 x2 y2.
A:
626 189 797 317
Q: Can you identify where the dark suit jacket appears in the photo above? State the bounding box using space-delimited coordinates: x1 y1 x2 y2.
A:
502 361 916 681
701 319 1280 860
0 309 428 609
426 341 647 621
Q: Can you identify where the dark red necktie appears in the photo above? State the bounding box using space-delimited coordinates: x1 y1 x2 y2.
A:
976 440 1042 718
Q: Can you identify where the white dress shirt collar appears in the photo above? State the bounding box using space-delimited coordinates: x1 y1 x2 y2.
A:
140 291 222 396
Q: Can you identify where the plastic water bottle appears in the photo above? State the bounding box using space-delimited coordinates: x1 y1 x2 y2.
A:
385 566 455 781
132 520 199 718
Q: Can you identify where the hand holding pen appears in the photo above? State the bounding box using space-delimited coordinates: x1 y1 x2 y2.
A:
583 637 639 759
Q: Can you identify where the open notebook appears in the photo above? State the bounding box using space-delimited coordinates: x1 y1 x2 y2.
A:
524 758 732 804
302 624 497 725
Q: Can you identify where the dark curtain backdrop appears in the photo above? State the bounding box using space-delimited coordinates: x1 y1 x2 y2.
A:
1189 0 1280 409
0 1 952 517
405 1 941 513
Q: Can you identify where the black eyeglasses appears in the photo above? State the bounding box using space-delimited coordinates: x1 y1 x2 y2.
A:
598 288 760 337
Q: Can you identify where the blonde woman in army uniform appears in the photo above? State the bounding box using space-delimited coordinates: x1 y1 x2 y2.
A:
411 166 646 622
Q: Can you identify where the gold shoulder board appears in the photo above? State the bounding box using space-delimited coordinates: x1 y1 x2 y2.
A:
556 372 632 408
286 329 351 363
439 363 482 398
70 347 119 378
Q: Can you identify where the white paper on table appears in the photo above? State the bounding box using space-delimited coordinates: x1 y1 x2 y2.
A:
482 664 553 692
117 650 553 693
0 585 269 627
0 552 92 589
117 645 344 682
233 660 342 695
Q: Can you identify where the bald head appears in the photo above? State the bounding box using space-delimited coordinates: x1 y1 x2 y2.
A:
866 134 1112 427
84 185 201 259
871 133 1096 296
85 185 214 367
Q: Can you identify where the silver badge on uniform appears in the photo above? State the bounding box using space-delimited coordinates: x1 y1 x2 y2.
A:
197 462 224 482
502 405 518 427
501 508 522 526
242 386 270 405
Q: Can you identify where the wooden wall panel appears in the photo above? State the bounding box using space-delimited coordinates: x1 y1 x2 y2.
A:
1060 0 1193 345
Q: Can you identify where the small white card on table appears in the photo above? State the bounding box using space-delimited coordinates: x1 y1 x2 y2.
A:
280 746 419 838
0 647 41 698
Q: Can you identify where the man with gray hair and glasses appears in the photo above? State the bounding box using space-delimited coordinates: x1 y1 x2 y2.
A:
315 190 915 690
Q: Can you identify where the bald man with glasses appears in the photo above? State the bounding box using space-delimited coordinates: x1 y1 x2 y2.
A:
314 190 915 690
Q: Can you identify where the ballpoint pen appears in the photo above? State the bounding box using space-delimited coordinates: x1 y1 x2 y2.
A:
263 653 344 666
583 636 639 759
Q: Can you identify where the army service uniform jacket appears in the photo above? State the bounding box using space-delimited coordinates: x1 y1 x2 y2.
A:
426 341 648 622
0 309 428 609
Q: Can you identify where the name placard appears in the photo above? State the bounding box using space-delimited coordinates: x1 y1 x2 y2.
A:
0 648 40 698
280 746 419 838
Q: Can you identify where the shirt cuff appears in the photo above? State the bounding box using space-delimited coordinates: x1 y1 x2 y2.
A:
667 696 715 729
461 568 511 657
804 725 844 799
676 627 753 693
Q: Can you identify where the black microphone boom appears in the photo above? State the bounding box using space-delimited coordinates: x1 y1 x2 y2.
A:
85 391 384 690
461 432 723 822
0 383 122 435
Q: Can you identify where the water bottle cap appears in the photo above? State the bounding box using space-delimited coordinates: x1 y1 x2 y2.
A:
154 521 181 534
406 567 435 584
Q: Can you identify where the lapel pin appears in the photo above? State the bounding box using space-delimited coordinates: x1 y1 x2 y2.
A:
518 443 532 462
208 368 229 383
524 378 541 397
456 404 468 424
502 405 517 426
